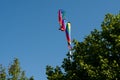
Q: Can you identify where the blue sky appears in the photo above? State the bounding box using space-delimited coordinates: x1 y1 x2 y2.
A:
0 0 119 80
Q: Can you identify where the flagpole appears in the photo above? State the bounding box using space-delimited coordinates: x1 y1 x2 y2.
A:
69 49 72 61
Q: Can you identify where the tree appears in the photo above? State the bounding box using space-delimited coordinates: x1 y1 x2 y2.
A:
0 58 34 80
8 58 21 80
29 76 34 80
46 13 120 80
0 64 6 80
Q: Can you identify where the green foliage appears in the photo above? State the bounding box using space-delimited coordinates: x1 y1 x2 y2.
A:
46 66 64 80
29 76 34 80
0 58 34 80
8 58 21 80
0 64 6 80
46 13 120 80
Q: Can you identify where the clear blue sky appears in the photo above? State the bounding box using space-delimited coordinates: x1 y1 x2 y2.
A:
0 0 119 80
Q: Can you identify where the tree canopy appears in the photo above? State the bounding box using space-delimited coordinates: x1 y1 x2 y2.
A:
0 58 34 80
46 13 120 80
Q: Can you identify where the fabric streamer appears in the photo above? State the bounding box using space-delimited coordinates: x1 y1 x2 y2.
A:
58 9 72 60
65 22 72 50
58 9 66 31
